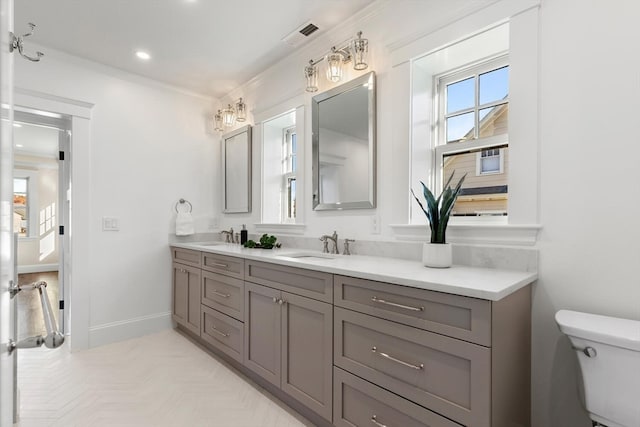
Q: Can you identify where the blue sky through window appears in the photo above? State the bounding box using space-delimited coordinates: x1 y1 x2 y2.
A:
445 65 509 142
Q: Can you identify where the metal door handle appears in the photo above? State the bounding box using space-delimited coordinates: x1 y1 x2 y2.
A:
212 290 230 298
371 296 424 312
211 326 229 338
372 346 424 370
371 415 387 427
8 280 64 354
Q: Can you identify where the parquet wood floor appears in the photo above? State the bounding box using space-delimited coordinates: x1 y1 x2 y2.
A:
15 329 313 427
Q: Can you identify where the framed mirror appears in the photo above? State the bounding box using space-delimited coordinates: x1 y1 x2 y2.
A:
222 125 252 213
312 71 376 210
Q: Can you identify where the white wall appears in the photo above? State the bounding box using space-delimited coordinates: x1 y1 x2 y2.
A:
217 0 500 240
14 50 216 347
533 0 640 425
10 1 640 425
216 1 640 426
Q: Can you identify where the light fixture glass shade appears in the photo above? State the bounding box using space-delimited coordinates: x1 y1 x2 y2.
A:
352 31 369 71
304 60 318 92
222 104 236 127
235 98 246 122
214 110 223 132
325 50 344 83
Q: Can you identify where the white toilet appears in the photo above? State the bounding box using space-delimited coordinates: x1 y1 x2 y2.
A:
555 310 640 427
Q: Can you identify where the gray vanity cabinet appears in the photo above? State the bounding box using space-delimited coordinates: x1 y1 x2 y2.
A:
281 291 333 421
171 261 201 336
244 282 282 387
244 280 333 422
170 246 532 427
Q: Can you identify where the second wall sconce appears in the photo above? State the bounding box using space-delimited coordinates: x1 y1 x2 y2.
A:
214 97 247 132
304 31 369 92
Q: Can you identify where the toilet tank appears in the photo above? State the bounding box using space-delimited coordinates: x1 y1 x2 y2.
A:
555 310 640 427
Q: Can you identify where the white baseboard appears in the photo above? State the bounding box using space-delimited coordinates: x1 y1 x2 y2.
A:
17 263 59 274
89 311 172 348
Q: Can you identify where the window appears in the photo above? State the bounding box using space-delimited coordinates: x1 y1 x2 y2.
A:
477 148 503 175
261 109 301 225
13 177 29 236
435 56 509 216
282 127 297 221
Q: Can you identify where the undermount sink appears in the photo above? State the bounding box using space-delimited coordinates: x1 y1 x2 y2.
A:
277 251 335 260
193 242 224 247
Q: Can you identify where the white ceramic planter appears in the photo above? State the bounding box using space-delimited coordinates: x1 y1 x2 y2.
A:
422 243 452 268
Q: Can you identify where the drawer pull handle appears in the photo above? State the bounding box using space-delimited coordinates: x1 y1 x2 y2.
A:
372 346 424 370
212 290 230 298
211 325 230 338
371 296 424 312
371 415 387 427
209 261 228 268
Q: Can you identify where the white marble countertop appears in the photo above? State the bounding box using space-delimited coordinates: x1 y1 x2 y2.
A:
171 242 537 301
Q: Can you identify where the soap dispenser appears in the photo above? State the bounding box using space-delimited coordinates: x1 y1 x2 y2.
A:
240 224 248 245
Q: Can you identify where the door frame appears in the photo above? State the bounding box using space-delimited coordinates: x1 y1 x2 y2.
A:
0 0 15 423
15 88 94 351
14 109 71 334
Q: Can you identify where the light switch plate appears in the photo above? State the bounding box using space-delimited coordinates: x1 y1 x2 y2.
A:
371 215 380 234
102 217 119 231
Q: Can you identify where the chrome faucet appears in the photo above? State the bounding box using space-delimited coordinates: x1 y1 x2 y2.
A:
320 231 339 254
343 238 355 255
220 227 234 243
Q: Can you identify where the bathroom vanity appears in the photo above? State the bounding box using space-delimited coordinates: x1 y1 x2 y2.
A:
170 243 536 427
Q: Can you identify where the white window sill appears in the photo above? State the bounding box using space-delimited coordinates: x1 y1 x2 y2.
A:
254 223 306 235
390 223 541 246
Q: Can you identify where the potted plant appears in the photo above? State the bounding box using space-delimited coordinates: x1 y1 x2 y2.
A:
411 172 466 268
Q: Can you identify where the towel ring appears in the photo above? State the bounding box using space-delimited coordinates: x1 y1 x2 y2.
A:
175 198 192 213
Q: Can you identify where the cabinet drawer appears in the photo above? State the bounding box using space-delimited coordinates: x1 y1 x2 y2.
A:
171 247 201 268
202 271 244 321
334 275 491 346
245 260 332 303
334 367 462 427
202 252 244 279
201 305 243 363
334 307 490 427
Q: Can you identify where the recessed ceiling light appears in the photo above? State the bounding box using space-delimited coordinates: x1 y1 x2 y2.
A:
135 50 151 61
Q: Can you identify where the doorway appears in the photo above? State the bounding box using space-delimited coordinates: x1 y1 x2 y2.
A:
13 109 70 341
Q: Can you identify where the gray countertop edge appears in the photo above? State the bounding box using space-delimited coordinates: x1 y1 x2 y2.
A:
170 242 537 301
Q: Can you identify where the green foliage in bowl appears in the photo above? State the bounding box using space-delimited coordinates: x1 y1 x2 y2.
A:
243 234 282 249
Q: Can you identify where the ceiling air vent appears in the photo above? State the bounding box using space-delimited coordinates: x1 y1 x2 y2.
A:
282 21 320 48
299 23 319 37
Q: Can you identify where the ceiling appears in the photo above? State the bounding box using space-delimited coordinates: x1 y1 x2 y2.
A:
14 122 60 159
15 0 374 98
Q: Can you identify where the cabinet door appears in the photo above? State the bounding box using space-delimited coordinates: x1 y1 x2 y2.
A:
172 262 201 335
281 292 333 421
244 282 281 387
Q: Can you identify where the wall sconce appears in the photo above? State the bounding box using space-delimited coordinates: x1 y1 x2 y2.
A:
222 104 236 127
304 30 369 92
235 98 246 122
304 60 319 93
213 98 248 131
214 110 223 132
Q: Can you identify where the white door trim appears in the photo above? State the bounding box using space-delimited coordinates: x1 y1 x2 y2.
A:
15 89 94 351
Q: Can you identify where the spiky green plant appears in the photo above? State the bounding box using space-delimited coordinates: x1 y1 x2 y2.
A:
411 172 466 244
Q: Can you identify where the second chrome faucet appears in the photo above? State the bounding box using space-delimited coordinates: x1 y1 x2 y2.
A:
319 231 355 255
